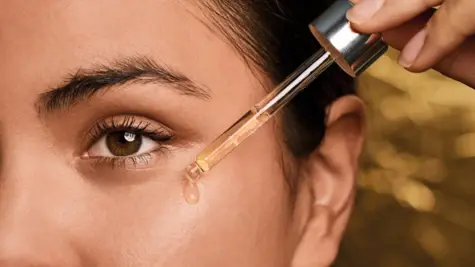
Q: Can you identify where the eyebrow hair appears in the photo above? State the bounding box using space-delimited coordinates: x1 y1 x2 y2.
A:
37 56 211 114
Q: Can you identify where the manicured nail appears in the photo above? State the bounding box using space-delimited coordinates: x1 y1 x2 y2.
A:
398 29 427 68
346 0 384 24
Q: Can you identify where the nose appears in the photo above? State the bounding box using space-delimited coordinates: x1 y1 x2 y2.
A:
0 152 81 267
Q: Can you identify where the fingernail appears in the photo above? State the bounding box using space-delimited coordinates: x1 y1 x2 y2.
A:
346 0 384 24
398 29 427 68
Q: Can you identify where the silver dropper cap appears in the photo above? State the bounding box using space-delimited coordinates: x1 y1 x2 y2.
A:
309 0 388 77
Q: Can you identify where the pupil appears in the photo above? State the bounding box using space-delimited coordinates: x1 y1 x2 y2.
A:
106 131 142 156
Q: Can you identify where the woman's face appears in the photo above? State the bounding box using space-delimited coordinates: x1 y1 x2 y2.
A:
0 1 363 266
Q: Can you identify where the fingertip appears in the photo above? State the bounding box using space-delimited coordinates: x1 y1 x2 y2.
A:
401 6 469 75
346 0 384 27
398 28 426 65
397 47 435 73
347 22 372 35
398 62 431 73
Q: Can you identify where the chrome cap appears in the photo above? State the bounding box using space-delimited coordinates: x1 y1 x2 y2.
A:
309 0 388 77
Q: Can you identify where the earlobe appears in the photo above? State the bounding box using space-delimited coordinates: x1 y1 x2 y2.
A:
291 95 365 267
291 205 337 267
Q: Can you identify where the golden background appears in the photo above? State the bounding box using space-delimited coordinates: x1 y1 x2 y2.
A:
334 49 475 267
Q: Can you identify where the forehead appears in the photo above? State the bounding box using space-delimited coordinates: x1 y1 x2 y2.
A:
0 0 264 109
0 0 204 59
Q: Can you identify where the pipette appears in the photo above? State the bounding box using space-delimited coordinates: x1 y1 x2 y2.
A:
183 0 388 204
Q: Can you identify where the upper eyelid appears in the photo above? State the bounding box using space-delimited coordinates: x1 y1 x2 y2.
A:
81 115 174 149
91 115 172 133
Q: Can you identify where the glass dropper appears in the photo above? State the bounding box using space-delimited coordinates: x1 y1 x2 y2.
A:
182 0 389 204
184 49 334 181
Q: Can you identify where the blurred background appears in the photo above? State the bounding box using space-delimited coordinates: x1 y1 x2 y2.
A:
333 48 475 267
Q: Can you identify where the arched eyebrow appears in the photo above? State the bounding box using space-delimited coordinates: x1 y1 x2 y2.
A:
36 56 211 114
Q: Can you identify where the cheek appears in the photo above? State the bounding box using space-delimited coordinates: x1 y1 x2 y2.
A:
64 177 198 266
182 125 293 266
78 127 291 266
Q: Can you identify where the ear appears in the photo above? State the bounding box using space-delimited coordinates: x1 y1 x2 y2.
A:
291 95 365 267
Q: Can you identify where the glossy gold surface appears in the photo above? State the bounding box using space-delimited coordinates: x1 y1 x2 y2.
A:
334 49 475 267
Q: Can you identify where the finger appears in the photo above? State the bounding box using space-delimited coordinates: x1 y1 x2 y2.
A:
347 0 442 33
383 13 475 88
381 11 435 50
399 0 475 72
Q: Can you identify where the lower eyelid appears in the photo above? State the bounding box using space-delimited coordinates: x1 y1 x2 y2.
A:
82 146 172 171
74 151 170 185
115 153 158 170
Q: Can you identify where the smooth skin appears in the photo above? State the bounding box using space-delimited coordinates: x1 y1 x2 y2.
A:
1 0 472 267
348 0 475 89
0 1 363 266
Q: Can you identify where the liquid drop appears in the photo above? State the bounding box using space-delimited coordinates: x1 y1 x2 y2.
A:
183 180 200 205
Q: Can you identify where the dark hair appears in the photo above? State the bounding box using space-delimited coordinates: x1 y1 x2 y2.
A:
198 0 355 157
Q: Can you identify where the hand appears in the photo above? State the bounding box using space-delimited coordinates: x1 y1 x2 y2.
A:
347 0 475 89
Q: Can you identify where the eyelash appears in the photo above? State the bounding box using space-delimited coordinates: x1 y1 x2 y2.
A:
84 116 174 169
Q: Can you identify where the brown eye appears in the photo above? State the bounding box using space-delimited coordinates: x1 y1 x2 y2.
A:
85 116 169 160
105 131 143 157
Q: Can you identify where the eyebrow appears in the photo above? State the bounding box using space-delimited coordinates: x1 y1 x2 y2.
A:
37 56 211 114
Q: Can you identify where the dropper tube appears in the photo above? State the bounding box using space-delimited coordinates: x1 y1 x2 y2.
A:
183 0 389 205
185 49 334 181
